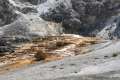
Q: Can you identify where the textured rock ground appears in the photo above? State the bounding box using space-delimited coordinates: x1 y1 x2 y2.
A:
0 35 98 73
0 40 120 80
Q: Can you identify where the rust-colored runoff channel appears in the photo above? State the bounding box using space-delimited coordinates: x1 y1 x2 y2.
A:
0 36 100 74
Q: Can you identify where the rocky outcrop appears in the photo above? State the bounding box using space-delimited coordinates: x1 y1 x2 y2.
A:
1 0 120 40
0 0 63 52
40 0 120 39
0 0 63 38
0 0 17 27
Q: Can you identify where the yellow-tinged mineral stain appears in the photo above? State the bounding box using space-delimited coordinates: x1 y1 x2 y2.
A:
0 35 100 74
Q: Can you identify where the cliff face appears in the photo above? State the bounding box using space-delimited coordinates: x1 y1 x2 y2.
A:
41 0 120 39
1 0 120 39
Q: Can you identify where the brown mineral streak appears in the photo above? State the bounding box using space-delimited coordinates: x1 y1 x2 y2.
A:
0 36 100 74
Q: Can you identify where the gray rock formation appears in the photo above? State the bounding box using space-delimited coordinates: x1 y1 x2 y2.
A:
0 0 63 38
40 0 120 39
1 0 120 40
0 0 17 27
